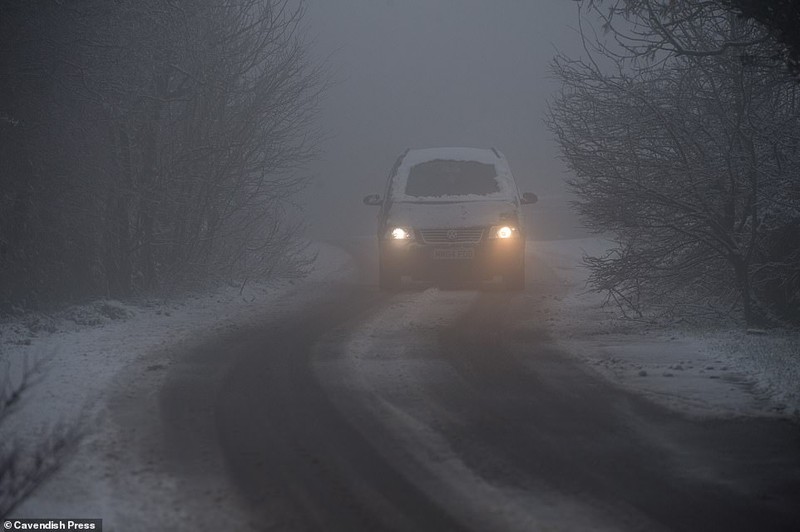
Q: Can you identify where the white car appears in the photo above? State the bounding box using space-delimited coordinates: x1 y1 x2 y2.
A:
363 147 537 290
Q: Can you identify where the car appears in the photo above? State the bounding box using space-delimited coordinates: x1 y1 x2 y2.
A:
363 147 537 290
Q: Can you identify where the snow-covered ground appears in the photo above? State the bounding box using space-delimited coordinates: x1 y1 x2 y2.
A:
0 242 356 522
532 238 800 419
2 237 797 524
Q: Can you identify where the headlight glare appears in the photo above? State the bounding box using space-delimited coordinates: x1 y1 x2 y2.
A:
497 226 513 238
390 227 413 240
491 225 517 239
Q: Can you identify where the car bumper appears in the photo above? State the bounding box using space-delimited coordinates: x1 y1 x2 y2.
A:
380 238 524 280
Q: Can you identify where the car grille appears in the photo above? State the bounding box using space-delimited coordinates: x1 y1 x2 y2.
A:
420 228 484 244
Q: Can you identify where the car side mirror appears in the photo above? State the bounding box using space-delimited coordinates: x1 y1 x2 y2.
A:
520 192 538 205
363 193 383 206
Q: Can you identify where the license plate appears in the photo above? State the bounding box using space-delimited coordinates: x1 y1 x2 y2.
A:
433 248 474 260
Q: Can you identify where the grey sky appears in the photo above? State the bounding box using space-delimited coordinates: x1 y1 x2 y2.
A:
302 0 586 239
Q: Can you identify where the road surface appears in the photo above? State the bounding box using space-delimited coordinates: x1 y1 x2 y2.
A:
153 239 800 531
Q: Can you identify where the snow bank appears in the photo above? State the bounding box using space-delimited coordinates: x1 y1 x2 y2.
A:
531 238 800 419
0 241 355 504
707 330 799 416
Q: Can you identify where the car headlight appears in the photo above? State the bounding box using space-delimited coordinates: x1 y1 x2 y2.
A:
489 225 518 239
389 227 414 240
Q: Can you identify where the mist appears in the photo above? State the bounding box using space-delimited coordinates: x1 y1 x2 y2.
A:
4 1 800 528
302 0 586 240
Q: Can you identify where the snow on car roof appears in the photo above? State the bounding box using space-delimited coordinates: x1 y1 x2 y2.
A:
391 147 518 202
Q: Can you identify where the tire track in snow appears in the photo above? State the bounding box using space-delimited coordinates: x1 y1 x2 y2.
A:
312 288 623 532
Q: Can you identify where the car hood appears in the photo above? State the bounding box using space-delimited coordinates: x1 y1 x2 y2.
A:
386 200 519 229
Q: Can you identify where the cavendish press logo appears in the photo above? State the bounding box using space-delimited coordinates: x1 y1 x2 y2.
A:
3 519 102 530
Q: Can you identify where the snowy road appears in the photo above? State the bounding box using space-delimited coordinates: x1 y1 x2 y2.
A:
13 239 798 530
154 240 799 531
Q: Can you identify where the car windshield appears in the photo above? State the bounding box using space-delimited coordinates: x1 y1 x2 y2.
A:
404 159 500 198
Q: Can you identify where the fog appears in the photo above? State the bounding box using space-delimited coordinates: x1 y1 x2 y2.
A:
5 2 800 526
302 0 588 240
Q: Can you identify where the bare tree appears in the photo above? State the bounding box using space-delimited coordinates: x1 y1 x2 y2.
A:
0 0 323 309
583 1 771 58
549 3 800 324
721 0 800 72
0 352 79 518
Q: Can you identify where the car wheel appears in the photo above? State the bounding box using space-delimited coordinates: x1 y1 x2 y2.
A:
504 259 525 291
379 256 401 291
